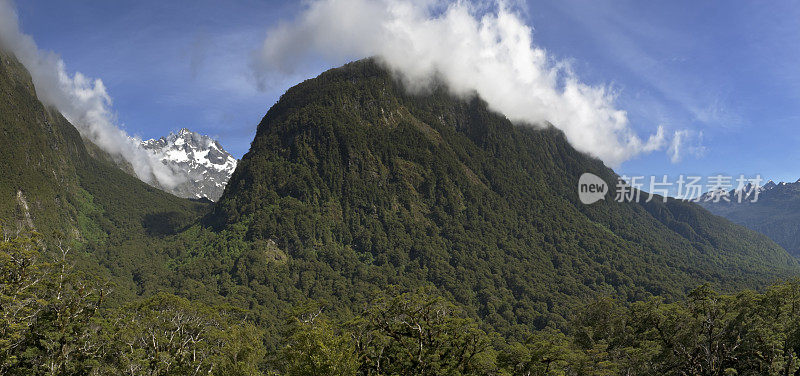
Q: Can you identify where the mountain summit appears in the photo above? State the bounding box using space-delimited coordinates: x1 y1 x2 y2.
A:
140 128 237 201
208 59 797 332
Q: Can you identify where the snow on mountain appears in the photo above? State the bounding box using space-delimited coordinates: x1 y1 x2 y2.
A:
139 128 237 201
699 178 788 203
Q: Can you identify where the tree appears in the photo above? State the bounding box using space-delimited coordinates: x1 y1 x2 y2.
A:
101 293 266 376
0 228 108 375
278 304 359 376
0 227 47 372
350 287 495 376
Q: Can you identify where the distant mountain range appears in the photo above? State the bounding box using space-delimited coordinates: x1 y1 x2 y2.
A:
701 178 800 256
139 128 237 201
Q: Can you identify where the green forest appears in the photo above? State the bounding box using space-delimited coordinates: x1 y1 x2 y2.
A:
5 49 800 375
7 229 800 375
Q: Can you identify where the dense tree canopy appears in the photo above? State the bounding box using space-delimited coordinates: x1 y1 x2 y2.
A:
7 230 800 375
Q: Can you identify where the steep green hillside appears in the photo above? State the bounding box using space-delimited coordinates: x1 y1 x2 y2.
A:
170 59 797 335
0 51 205 251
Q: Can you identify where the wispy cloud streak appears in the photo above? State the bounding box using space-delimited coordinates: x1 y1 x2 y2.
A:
0 0 185 188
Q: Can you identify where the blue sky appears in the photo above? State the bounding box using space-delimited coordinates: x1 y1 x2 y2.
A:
13 0 800 183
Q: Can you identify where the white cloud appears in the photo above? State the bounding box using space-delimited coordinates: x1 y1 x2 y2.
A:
668 130 705 163
0 0 185 189
251 0 671 166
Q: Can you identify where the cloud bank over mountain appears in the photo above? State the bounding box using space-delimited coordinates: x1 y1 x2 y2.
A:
251 0 677 166
0 0 185 188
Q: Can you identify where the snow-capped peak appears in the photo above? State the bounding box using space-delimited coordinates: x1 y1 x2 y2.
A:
139 129 237 201
699 178 800 204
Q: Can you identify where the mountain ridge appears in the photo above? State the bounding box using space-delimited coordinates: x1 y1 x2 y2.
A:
702 177 800 256
0 49 206 254
138 128 237 201
199 58 798 334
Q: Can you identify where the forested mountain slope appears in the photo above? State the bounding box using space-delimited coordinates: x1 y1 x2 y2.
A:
0 51 205 252
179 59 800 335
